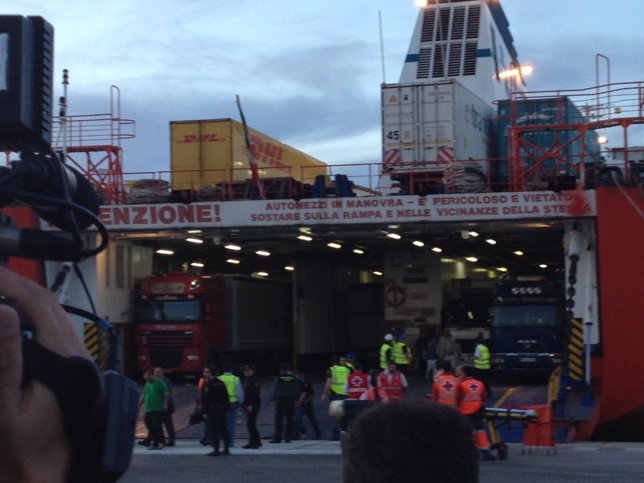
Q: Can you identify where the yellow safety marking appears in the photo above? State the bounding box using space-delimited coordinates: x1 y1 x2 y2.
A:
83 322 100 362
567 318 584 381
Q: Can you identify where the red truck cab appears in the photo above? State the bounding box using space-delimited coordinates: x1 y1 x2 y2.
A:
135 272 224 373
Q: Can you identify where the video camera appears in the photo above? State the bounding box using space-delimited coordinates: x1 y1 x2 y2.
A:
0 15 137 483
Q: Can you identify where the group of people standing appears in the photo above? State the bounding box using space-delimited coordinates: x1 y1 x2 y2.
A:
336 330 495 460
193 361 323 453
193 363 259 455
137 327 493 457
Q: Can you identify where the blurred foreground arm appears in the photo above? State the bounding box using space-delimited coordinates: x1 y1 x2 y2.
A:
0 266 91 483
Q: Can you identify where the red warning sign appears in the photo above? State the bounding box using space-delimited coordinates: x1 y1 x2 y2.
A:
385 286 406 307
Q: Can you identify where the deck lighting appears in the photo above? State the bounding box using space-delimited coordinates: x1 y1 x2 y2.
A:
353 248 365 255
226 259 240 264
468 231 479 237
256 271 269 277
485 238 497 245
497 267 508 272
284 266 295 271
297 235 313 242
327 242 342 249
499 64 533 80
539 264 548 269
465 256 478 263
412 240 425 247
156 249 174 255
256 250 270 257
514 250 524 256
387 233 401 240
190 262 204 268
225 244 241 251
431 246 443 253
186 237 204 244
372 270 383 276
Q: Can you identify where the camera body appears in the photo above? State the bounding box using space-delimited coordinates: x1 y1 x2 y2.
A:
0 15 54 151
0 15 137 482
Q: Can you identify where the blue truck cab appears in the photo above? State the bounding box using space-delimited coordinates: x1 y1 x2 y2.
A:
490 279 565 377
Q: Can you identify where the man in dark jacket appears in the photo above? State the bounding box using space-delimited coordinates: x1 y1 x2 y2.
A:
295 370 322 440
269 363 299 443
202 370 231 456
241 364 262 449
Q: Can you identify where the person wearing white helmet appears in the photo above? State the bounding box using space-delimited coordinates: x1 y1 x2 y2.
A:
379 334 394 370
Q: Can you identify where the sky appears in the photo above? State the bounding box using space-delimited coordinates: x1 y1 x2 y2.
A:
4 0 644 174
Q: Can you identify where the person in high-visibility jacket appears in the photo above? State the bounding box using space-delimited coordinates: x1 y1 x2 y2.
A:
455 364 496 461
379 333 394 370
391 334 412 375
472 333 492 397
431 360 458 407
322 355 352 440
377 362 408 402
219 362 244 448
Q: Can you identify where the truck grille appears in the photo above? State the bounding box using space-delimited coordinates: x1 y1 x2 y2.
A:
150 349 184 370
141 331 195 347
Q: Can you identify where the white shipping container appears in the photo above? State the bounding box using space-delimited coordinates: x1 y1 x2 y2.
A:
381 80 494 176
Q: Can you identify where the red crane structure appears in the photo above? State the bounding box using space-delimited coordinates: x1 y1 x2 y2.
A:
52 85 135 204
505 81 644 192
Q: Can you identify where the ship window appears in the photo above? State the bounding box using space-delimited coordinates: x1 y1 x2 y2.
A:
437 8 450 42
466 5 481 39
463 42 478 76
432 44 446 78
451 7 465 40
417 48 432 79
448 43 462 76
421 9 436 42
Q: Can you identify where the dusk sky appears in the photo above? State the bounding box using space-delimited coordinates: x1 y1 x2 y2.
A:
4 1 644 174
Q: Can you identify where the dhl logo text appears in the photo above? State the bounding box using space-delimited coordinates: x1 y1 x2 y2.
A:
247 135 288 170
178 134 226 143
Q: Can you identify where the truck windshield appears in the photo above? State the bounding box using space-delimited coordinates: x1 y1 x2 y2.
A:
493 305 562 327
136 300 202 323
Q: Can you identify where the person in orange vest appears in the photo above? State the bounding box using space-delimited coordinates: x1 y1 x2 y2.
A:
377 362 408 402
360 369 390 403
344 361 369 400
431 360 458 408
455 364 496 461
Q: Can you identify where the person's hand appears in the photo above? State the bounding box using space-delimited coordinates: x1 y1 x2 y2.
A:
0 266 92 483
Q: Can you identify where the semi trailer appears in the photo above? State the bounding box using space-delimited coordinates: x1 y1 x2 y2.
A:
134 272 292 374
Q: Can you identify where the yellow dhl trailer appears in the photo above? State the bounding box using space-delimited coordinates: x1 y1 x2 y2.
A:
170 118 327 192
